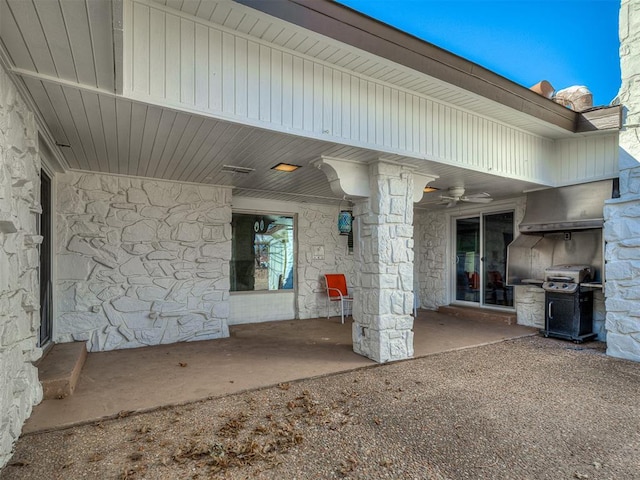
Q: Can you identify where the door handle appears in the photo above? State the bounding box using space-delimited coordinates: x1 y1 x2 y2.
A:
548 301 553 320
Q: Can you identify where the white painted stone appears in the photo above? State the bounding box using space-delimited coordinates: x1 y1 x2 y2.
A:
128 276 153 285
76 175 102 191
606 332 640 362
176 186 202 204
57 312 107 334
67 235 98 256
173 222 201 242
351 161 415 363
83 190 114 203
122 243 154 255
58 254 95 280
111 296 152 313
127 188 148 204
55 172 232 354
603 0 640 363
140 206 166 219
147 250 176 260
142 181 180 207
414 209 447 310
122 220 157 242
120 256 147 276
86 201 110 218
0 64 43 469
136 286 168 302
57 182 84 214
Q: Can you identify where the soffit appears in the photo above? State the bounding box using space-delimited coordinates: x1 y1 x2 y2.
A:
18 76 543 207
148 0 575 139
0 0 116 92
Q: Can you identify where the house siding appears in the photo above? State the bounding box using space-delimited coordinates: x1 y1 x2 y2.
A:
553 134 619 186
0 66 43 468
55 171 232 351
125 0 559 184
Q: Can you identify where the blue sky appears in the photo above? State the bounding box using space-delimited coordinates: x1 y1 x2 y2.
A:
338 0 621 107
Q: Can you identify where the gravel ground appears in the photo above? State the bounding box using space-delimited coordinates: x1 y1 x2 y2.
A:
2 336 639 480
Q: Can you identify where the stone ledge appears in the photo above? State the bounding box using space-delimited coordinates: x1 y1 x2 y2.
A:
36 342 88 400
437 305 517 326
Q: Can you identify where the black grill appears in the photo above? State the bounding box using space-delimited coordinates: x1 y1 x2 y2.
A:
541 265 597 343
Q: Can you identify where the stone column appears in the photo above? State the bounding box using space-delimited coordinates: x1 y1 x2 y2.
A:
0 66 43 468
603 0 640 362
352 161 415 362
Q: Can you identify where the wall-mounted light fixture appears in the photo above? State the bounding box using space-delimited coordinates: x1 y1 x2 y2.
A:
272 163 301 172
338 210 352 235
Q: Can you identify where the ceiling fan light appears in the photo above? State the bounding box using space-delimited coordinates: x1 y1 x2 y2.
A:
423 186 439 193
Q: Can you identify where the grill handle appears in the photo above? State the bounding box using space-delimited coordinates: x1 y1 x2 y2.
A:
548 301 553 320
546 276 573 282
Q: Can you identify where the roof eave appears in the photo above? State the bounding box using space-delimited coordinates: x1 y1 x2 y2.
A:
234 0 603 134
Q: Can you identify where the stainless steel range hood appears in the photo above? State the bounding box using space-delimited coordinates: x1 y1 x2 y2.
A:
518 180 615 233
507 179 614 286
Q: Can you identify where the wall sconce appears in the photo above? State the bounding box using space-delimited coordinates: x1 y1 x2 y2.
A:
338 210 352 235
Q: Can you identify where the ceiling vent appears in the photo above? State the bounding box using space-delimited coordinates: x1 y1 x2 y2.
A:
221 165 255 174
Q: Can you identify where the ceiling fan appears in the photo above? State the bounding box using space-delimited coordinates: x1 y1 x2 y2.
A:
439 186 493 207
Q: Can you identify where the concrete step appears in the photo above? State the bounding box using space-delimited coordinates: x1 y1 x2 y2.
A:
437 305 517 326
37 342 87 400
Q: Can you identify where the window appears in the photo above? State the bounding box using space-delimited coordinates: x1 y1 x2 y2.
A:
230 213 295 292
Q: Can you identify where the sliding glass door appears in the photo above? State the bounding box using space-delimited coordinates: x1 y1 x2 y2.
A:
454 211 514 308
455 217 480 303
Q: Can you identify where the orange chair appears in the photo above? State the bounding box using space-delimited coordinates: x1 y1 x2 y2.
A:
323 274 353 324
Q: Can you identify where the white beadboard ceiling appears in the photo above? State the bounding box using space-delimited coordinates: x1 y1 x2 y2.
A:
0 0 547 206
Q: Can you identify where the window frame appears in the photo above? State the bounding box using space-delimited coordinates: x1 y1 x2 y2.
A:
230 209 297 295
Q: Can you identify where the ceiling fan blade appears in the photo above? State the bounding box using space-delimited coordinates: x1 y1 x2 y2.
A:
462 196 493 203
465 192 491 198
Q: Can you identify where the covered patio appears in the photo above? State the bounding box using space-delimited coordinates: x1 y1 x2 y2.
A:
0 0 630 469
26 310 535 433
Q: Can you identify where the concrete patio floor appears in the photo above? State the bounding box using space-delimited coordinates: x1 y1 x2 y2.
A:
25 310 536 433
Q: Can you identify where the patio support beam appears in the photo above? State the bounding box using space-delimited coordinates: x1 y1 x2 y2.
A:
313 156 435 362
603 0 640 362
351 160 422 363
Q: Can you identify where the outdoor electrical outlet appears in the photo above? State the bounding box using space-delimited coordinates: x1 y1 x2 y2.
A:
312 245 325 260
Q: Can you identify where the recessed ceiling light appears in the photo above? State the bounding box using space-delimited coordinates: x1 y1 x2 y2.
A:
423 186 440 193
272 163 301 172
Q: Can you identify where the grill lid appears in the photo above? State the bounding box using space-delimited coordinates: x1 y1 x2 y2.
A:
544 264 591 283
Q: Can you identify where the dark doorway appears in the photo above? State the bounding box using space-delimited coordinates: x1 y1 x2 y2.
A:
39 170 52 347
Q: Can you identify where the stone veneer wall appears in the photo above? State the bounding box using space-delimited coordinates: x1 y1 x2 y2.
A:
603 0 640 361
297 203 355 319
56 172 231 351
414 209 447 310
0 67 43 468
